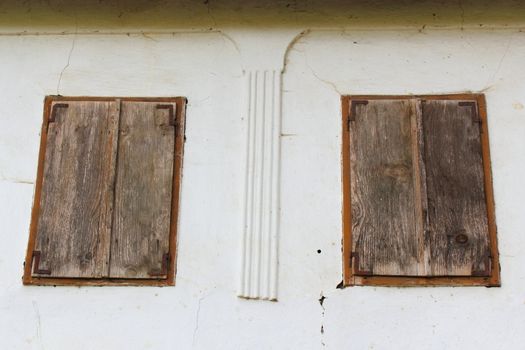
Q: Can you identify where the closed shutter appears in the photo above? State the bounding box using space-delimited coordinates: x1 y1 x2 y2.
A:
27 97 183 285
350 99 423 276
347 97 492 278
33 101 119 278
423 100 491 276
109 102 176 279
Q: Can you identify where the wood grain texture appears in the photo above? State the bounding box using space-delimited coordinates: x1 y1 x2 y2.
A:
411 101 431 276
350 99 422 276
109 101 176 279
422 100 491 276
33 101 119 278
342 94 499 287
24 96 186 286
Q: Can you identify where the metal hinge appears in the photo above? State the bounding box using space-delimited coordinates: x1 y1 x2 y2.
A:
472 254 491 277
48 103 69 124
148 253 170 277
32 250 51 275
350 252 372 276
458 101 481 124
347 100 368 130
156 104 176 127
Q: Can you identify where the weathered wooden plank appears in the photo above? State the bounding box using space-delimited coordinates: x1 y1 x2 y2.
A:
412 102 430 275
350 99 423 276
109 102 176 279
422 100 491 276
33 100 119 278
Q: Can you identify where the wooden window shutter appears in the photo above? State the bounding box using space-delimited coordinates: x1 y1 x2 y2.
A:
422 100 491 276
343 95 498 286
109 101 176 279
25 97 185 286
349 99 422 276
32 100 119 278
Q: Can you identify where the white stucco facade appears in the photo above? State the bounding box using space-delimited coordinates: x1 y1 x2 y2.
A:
1 1 524 349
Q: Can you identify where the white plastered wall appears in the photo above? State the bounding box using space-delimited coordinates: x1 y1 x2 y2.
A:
1 17 525 350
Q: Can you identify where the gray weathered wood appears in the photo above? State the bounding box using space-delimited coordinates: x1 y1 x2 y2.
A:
422 100 491 276
109 102 176 278
33 101 119 278
412 102 430 275
350 99 423 276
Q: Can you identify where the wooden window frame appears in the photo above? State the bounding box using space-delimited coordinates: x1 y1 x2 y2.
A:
23 96 187 287
341 94 500 287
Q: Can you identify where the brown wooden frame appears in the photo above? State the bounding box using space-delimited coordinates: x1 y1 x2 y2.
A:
341 94 500 287
23 96 187 286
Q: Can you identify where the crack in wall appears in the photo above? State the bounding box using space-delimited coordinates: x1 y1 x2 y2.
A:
284 32 343 95
458 0 465 31
304 57 342 95
204 0 217 29
319 292 326 347
32 301 45 350
282 29 310 74
56 20 77 95
0 175 34 184
192 294 207 349
216 30 242 62
141 32 159 42
486 33 514 87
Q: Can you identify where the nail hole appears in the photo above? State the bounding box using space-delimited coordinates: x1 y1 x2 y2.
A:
455 233 469 244
317 249 322 254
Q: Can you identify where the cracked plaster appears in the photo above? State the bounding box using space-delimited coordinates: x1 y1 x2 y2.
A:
0 2 524 349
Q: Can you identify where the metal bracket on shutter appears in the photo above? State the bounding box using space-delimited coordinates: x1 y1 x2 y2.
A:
31 251 51 275
351 252 372 276
458 101 481 124
156 104 176 127
48 103 69 123
472 254 491 277
348 100 368 128
148 253 170 277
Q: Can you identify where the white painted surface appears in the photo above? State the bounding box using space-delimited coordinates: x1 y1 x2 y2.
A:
239 69 281 300
1 13 525 350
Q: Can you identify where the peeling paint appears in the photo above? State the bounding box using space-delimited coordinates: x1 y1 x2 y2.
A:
319 292 326 347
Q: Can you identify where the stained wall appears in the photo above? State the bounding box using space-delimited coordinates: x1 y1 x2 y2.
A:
1 1 524 349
